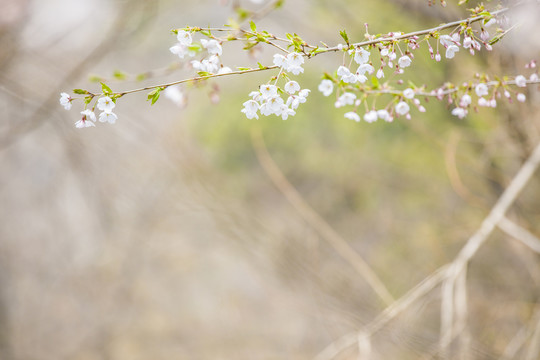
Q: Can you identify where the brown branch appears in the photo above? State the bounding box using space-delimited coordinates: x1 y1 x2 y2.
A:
250 125 394 306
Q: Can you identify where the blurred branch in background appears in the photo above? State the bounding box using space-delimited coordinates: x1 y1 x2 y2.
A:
0 1 539 359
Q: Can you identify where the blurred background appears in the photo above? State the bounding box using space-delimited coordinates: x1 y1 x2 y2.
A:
0 0 539 359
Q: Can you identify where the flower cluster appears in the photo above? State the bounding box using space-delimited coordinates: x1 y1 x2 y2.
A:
242 81 310 120
170 30 231 75
61 3 539 129
241 52 308 120
449 70 537 119
59 91 118 128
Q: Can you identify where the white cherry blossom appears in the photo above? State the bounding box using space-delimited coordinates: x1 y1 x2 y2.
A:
201 39 222 56
475 83 489 97
164 86 187 108
335 92 356 108
279 104 296 120
97 96 115 112
403 88 415 99
318 80 334 96
353 48 370 65
344 112 360 122
517 93 526 102
398 55 412 68
59 92 72 110
363 110 378 123
99 111 118 124
260 84 278 99
445 45 459 59
515 75 527 87
177 30 192 46
451 107 467 119
395 101 410 115
377 109 392 122
460 94 472 107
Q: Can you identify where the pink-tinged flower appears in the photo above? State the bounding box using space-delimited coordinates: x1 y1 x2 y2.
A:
75 109 96 128
59 92 72 110
403 88 415 99
395 101 410 116
435 52 441 62
478 97 489 107
344 111 360 122
517 93 526 102
353 48 370 65
530 73 539 82
515 75 527 87
460 94 472 107
398 55 412 68
99 111 118 124
475 83 489 97
463 37 472 48
451 107 467 119
445 45 459 59
439 35 454 47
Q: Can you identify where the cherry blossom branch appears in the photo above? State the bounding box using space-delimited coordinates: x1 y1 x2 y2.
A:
81 4 515 100
114 66 279 97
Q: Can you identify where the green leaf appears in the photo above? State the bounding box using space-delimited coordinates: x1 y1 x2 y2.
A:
371 76 379 89
236 67 251 71
257 62 266 69
197 71 212 77
88 75 102 83
249 21 256 32
147 87 163 105
84 96 93 105
100 82 113 95
275 0 284 9
113 70 127 80
339 30 350 45
73 89 88 95
236 7 250 21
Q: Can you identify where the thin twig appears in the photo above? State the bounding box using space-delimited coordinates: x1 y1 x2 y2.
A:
314 141 540 360
250 125 394 306
498 217 540 254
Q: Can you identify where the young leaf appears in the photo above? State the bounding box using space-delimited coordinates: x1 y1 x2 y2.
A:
100 82 113 95
147 87 163 105
339 30 350 45
249 21 256 32
113 70 127 81
73 89 88 95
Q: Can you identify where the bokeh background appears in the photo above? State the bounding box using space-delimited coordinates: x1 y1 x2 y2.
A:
0 0 539 359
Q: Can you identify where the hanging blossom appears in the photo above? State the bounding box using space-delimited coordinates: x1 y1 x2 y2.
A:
240 52 309 120
75 109 96 128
